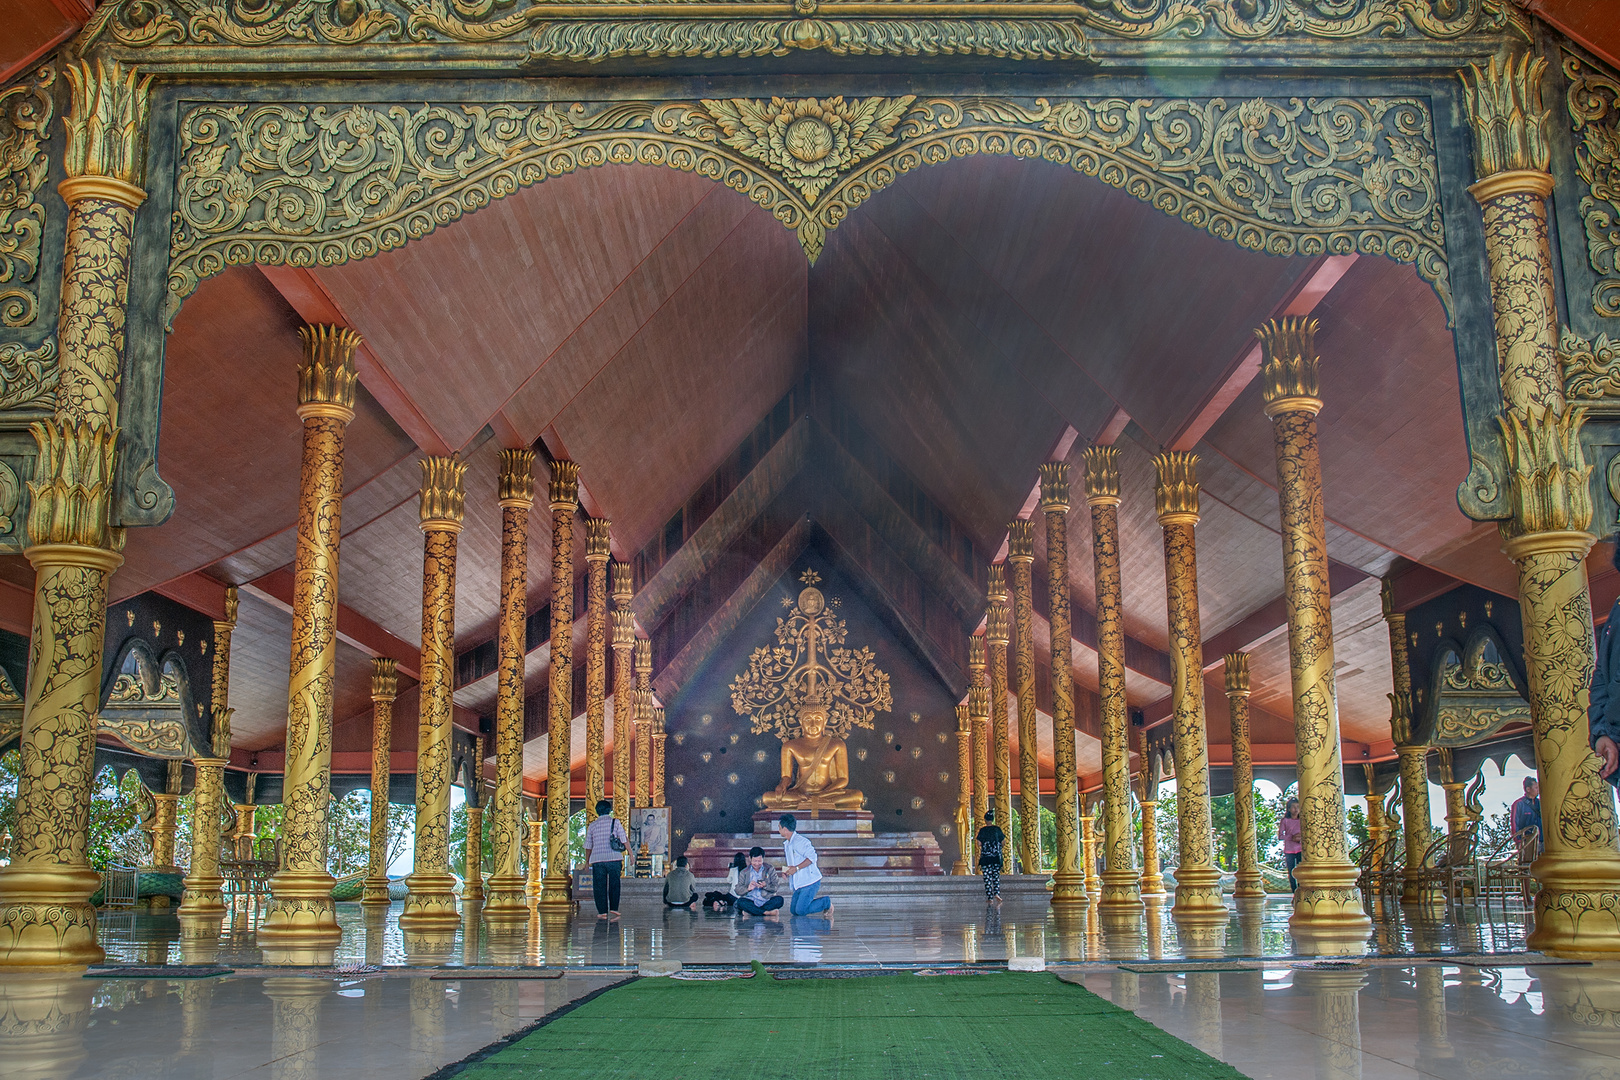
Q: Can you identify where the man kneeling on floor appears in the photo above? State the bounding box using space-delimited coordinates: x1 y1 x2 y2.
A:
778 814 833 917
736 847 784 917
664 855 699 908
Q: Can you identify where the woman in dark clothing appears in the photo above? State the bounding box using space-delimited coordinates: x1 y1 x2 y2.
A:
1590 540 1620 788
704 851 748 910
976 809 1006 904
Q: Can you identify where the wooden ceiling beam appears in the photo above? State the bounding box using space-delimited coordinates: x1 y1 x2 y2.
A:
257 265 453 455
152 570 233 622
243 566 421 680
1167 254 1358 452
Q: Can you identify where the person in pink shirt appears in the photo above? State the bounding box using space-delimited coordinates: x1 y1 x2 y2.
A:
1279 797 1303 890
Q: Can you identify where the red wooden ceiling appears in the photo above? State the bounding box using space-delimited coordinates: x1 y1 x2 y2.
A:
89 130 1515 772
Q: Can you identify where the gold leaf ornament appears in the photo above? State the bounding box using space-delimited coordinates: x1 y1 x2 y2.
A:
702 96 915 203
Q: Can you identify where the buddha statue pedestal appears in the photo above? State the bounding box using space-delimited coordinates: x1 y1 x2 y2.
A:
682 810 943 878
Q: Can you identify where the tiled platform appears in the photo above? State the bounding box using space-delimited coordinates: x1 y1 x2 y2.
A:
2 895 1604 1080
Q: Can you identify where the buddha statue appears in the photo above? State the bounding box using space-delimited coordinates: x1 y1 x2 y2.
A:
762 698 865 811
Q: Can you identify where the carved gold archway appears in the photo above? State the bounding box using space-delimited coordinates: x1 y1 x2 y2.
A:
167 90 1451 324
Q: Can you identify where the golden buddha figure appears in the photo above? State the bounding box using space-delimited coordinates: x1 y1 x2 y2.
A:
763 698 865 810
732 570 891 813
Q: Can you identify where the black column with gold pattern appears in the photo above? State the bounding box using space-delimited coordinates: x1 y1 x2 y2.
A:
0 60 151 970
1040 462 1086 908
1255 318 1369 951
539 461 579 912
486 449 533 919
1153 452 1223 922
400 456 468 930
611 563 635 831
1460 52 1620 956
1008 519 1041 875
1085 445 1142 912
259 325 360 963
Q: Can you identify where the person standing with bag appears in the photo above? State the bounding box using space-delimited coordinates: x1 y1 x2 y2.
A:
583 799 629 920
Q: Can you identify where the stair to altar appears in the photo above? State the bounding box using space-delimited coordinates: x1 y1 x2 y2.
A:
683 810 945 876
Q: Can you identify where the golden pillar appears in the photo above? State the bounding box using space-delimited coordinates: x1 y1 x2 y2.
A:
1008 520 1041 875
1040 462 1086 907
525 811 543 901
987 570 1014 848
1080 797 1100 896
260 324 361 960
652 705 667 808
1462 53 1620 955
969 635 990 829
182 587 238 918
611 563 635 830
1085 445 1142 910
487 449 533 918
1362 765 1387 873
1380 580 1434 904
1255 319 1369 950
1153 452 1223 921
1434 749 1470 839
0 61 152 970
953 701 974 875
361 658 397 908
585 520 610 821
400 455 467 930
1224 653 1265 899
634 641 652 810
463 798 484 912
539 460 579 912
149 762 181 873
1138 741 1167 898
263 977 330 1080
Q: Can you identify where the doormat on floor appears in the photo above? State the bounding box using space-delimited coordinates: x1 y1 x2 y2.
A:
86 966 233 979
1437 957 1592 968
445 964 1247 1080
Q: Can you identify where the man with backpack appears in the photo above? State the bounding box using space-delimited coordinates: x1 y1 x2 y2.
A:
977 809 1006 904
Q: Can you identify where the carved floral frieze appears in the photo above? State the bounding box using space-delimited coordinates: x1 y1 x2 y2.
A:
169 92 1450 321
0 65 56 330
1567 53 1620 321
78 0 1525 66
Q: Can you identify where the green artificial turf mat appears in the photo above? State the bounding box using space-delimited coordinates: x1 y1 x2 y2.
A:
452 966 1246 1080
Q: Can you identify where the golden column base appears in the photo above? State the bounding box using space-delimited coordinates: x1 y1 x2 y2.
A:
259 866 343 957
399 875 461 931
0 864 106 971
0 972 94 1080
1504 528 1620 957
1288 859 1371 955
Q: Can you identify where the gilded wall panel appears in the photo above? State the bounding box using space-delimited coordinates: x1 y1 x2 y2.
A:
78 0 1524 68
1566 53 1620 321
167 92 1449 321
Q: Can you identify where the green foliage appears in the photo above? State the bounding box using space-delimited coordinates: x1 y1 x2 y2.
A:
1347 803 1369 854
95 769 147 870
1154 792 1178 868
1211 793 1235 869
330 790 412 877
0 749 17 863
1009 805 1058 872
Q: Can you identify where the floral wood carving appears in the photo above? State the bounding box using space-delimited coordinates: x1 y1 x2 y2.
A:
0 339 60 413
77 0 1525 63
1559 326 1620 404
168 93 1449 322
0 65 55 329
1566 53 1620 320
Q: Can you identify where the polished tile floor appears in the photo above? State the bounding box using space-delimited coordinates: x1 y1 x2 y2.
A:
1 896 1607 1080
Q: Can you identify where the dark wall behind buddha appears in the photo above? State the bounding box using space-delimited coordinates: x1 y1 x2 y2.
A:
665 551 961 855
